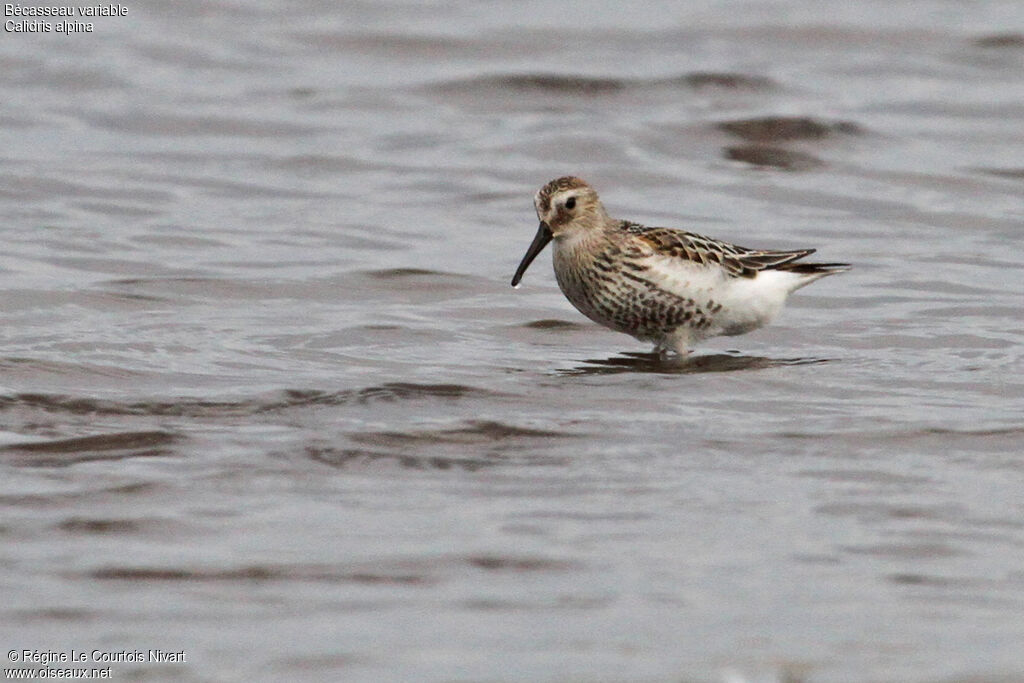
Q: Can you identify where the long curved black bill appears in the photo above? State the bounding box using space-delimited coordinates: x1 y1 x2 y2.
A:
511 222 553 287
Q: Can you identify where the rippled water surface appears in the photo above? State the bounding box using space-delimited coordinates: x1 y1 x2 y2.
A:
2 1 1024 681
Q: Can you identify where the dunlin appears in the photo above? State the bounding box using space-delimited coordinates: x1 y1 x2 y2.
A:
512 176 849 355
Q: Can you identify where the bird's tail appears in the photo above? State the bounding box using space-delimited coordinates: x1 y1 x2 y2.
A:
775 262 851 275
774 261 851 291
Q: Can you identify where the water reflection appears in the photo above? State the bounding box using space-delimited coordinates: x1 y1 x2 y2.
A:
560 351 832 375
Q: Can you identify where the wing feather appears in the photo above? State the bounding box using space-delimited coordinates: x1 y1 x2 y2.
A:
621 222 815 278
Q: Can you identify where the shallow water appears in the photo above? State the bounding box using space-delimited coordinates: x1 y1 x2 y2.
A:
2 1 1024 681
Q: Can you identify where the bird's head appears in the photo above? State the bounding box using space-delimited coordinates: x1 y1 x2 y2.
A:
512 176 607 287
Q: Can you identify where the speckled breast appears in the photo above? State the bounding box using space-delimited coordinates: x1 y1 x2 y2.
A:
553 250 714 342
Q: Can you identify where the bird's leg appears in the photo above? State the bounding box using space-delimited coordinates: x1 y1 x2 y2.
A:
667 330 694 357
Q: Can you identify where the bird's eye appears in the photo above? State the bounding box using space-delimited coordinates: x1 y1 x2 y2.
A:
564 197 576 210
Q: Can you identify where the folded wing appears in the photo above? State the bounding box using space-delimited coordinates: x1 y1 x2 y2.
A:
622 223 838 278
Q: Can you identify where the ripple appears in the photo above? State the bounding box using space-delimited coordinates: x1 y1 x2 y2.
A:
82 111 326 138
10 608 100 623
972 33 1024 48
717 116 864 142
57 518 146 534
520 319 589 330
307 447 499 472
0 483 161 509
682 72 775 89
465 555 578 572
431 71 775 96
364 267 456 279
815 502 964 522
798 469 930 485
87 564 432 585
886 573 983 588
421 71 777 112
348 420 573 447
841 541 967 559
974 167 1024 180
296 32 547 61
1 430 178 467
85 554 578 586
0 357 145 380
0 383 496 419
328 269 490 302
724 145 825 170
784 427 1024 455
468 73 625 94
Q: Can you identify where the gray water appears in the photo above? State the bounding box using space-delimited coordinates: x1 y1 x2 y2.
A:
2 1 1024 681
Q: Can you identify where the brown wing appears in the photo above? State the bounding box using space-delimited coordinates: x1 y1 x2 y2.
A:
621 222 815 278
